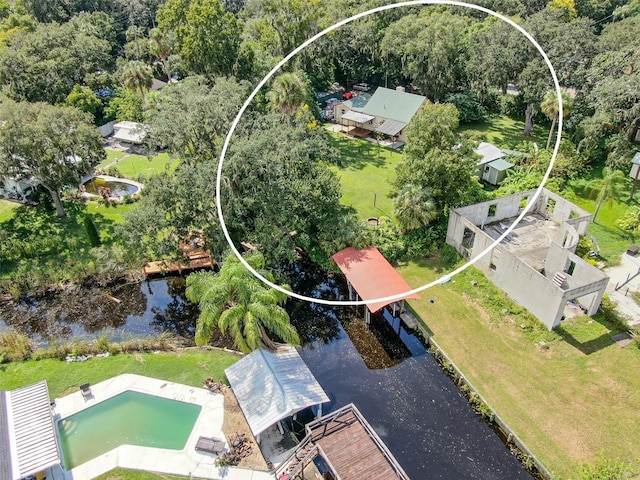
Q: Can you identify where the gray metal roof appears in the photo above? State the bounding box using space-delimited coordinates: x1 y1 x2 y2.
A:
225 346 329 436
112 121 147 144
3 381 60 479
475 142 505 165
342 110 375 123
0 392 11 480
375 119 407 136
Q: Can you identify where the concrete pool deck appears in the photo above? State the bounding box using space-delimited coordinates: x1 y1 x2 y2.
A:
47 374 272 480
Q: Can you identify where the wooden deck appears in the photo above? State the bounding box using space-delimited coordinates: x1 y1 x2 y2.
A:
276 404 408 480
344 126 372 138
142 249 215 275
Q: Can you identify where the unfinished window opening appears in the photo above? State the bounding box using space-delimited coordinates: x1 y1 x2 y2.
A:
546 198 556 214
519 196 529 210
488 204 497 217
490 249 500 271
569 210 579 219
565 260 576 276
462 227 475 249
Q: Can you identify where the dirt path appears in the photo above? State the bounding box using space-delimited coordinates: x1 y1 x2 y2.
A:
220 385 269 471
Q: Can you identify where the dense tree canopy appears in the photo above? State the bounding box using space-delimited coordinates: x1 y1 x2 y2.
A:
0 15 114 104
222 111 347 262
157 0 241 77
144 75 251 163
392 102 485 217
0 100 105 217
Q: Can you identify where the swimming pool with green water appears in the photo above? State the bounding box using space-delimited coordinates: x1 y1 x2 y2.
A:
57 390 202 470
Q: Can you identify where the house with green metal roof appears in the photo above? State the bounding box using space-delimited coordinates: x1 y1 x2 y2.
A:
334 87 426 144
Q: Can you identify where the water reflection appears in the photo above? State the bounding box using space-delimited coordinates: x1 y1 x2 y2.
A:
0 260 532 478
2 282 146 341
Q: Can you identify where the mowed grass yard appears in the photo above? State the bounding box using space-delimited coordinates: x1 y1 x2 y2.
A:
328 116 640 475
99 150 177 179
327 132 402 219
458 114 549 149
398 261 640 477
0 349 239 400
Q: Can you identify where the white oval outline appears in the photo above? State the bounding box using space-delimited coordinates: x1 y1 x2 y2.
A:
216 0 562 307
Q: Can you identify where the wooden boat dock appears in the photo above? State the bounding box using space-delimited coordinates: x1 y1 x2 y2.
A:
142 248 215 275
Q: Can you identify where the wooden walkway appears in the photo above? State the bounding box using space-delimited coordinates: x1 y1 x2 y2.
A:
142 249 215 275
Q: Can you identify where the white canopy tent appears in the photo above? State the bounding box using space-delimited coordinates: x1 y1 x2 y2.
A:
225 346 329 439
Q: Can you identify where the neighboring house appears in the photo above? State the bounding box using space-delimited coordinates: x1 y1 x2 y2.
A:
112 121 148 145
474 142 514 186
1 175 37 199
446 188 609 330
334 86 427 143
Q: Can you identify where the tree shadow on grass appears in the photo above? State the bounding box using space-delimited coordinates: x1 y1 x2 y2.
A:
329 133 388 170
0 201 121 262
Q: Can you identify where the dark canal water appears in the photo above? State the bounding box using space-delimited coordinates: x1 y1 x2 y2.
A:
0 266 532 479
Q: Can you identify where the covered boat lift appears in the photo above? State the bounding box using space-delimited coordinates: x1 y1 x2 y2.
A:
225 346 329 443
332 246 419 325
1 381 60 480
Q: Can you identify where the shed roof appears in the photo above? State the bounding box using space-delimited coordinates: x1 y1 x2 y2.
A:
342 110 375 123
1 381 60 480
361 87 426 124
340 94 371 111
375 119 406 136
112 121 147 144
332 247 419 313
225 346 329 436
475 142 505 165
487 158 514 171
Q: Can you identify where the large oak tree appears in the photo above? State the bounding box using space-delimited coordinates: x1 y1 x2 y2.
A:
0 100 105 217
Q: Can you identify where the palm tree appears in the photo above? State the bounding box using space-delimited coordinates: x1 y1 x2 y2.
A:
121 60 153 101
583 167 628 223
267 71 309 123
149 28 174 83
185 251 300 352
541 88 574 151
393 184 439 231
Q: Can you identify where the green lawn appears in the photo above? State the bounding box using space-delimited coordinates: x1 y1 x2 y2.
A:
95 468 200 480
0 200 138 284
327 132 402 219
328 115 549 220
397 259 640 478
99 150 178 180
561 168 640 265
0 349 239 400
458 114 549 150
0 199 19 222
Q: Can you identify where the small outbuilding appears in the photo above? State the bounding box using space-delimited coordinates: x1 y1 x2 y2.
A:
0 381 60 480
112 121 148 145
224 346 329 442
475 142 514 185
